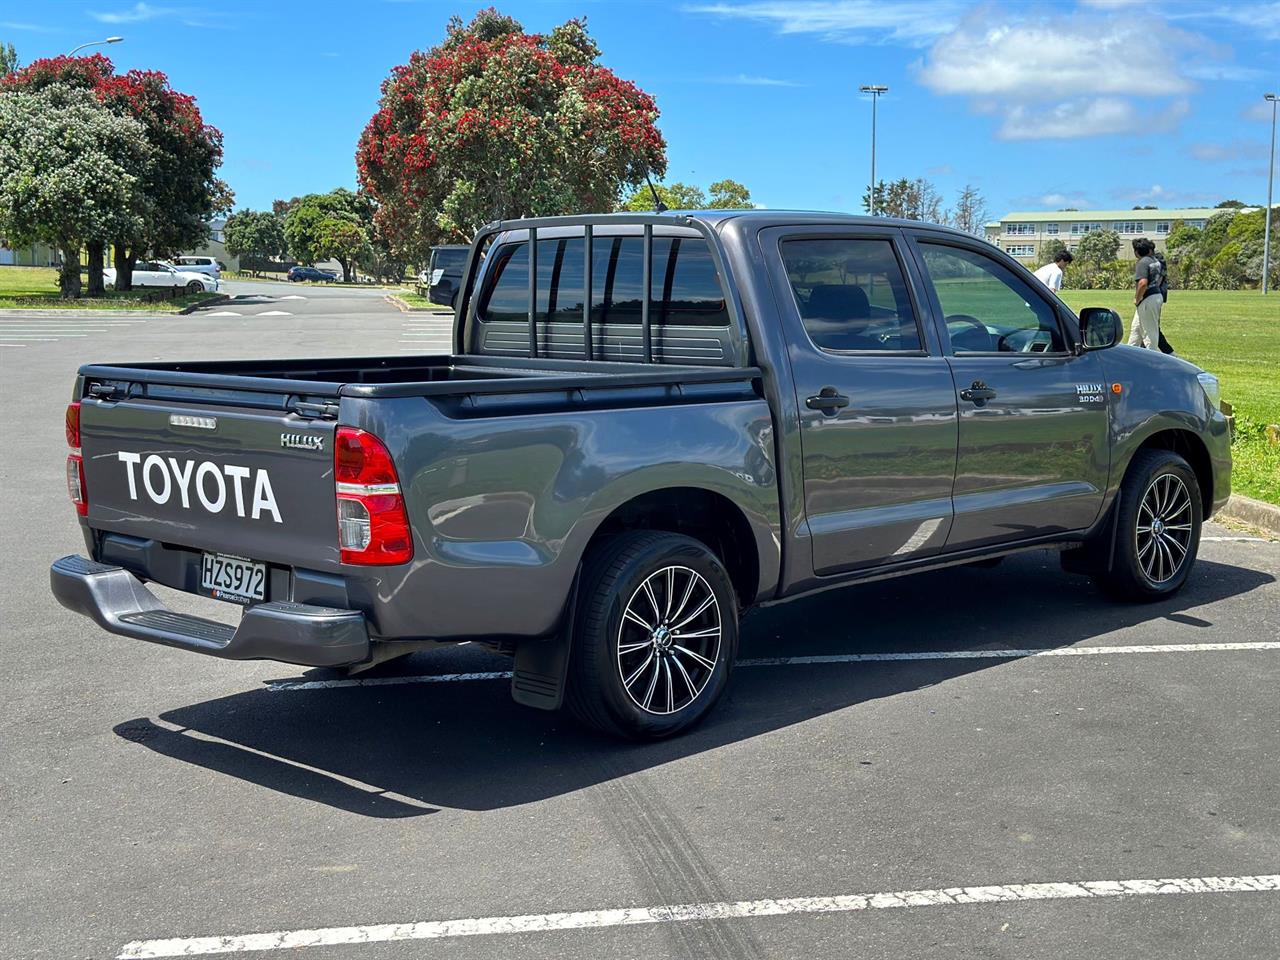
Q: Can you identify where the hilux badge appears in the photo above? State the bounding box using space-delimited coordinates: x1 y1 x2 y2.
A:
281 433 324 452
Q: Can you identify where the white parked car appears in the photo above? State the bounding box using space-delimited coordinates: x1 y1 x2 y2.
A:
105 260 220 293
172 256 223 279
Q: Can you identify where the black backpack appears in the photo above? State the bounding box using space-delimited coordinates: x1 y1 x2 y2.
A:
1152 252 1170 300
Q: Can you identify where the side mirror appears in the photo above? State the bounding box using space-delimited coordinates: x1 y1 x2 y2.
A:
1078 307 1121 351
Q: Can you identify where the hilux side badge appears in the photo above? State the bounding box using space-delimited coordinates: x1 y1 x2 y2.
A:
281 433 325 452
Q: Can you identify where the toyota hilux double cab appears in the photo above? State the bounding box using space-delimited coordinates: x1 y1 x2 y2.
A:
52 211 1231 739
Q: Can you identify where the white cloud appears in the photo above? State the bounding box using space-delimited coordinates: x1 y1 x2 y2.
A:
1191 2 1280 42
1189 139 1268 162
684 1 965 47
91 3 174 24
918 10 1195 99
1035 191 1095 208
915 5 1210 141
1243 100 1278 122
0 20 55 32
714 74 803 87
1110 184 1218 205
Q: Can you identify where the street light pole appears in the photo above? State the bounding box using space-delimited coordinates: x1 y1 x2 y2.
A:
1264 93 1278 296
859 84 888 216
67 36 123 57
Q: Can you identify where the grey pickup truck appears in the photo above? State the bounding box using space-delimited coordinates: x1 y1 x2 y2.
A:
52 211 1231 739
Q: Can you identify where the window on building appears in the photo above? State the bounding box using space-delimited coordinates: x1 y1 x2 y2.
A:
1045 223 1060 235
1117 221 1144 234
1070 222 1104 236
779 237 922 353
1155 221 1172 235
1005 223 1036 236
1004 244 1036 257
1189 220 1206 229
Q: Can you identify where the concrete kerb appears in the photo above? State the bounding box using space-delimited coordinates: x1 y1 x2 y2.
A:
179 293 230 314
1219 494 1280 538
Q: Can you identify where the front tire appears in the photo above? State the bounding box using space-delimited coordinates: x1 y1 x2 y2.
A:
567 532 738 740
1092 449 1202 601
186 280 203 293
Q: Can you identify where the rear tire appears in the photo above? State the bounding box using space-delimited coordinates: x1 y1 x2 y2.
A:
1092 449 1202 601
567 532 738 740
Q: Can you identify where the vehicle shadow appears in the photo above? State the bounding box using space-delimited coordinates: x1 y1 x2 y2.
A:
113 553 1273 817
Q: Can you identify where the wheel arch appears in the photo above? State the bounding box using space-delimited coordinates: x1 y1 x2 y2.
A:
1129 427 1213 510
583 486 762 608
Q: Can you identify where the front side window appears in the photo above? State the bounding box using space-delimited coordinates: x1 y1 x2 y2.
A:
779 237 922 352
919 243 1066 354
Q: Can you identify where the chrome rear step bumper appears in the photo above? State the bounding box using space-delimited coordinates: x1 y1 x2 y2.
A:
50 555 369 667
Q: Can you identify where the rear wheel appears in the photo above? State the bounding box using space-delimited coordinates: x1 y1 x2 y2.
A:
1092 449 1201 601
567 532 738 739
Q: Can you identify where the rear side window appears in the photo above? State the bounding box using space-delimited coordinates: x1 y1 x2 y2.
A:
479 236 730 329
432 249 468 272
779 238 922 352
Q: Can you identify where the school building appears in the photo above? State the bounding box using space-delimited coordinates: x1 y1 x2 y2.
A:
983 208 1225 264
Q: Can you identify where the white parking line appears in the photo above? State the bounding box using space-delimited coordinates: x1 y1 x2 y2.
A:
265 641 1280 692
1201 536 1269 542
203 311 242 317
256 310 292 317
116 873 1280 958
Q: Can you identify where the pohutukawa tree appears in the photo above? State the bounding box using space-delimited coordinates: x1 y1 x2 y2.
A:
1 54 229 293
357 9 666 262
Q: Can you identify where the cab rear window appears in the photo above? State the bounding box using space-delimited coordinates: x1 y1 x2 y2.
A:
479 236 729 329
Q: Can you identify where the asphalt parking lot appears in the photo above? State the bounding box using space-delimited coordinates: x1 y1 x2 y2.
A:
2 291 1277 960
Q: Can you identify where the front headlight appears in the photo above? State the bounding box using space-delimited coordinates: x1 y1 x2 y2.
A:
1196 371 1221 410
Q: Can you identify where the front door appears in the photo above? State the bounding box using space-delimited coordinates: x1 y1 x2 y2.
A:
764 227 959 575
908 235 1110 551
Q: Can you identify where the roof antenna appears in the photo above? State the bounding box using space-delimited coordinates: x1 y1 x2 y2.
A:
645 173 668 213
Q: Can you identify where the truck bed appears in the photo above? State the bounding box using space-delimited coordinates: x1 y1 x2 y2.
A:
79 353 763 407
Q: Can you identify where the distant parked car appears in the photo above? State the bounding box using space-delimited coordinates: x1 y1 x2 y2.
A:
419 244 469 306
287 265 338 282
172 256 222 279
104 261 220 293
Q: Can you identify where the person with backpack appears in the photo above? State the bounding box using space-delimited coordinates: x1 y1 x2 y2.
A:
1128 237 1167 351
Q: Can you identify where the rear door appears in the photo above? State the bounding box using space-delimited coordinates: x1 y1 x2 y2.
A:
762 225 959 574
79 395 341 570
905 232 1109 550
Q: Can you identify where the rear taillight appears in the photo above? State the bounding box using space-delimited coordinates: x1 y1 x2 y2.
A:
334 427 413 565
66 401 81 448
66 402 87 515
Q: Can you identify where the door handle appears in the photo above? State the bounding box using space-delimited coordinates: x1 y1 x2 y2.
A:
806 387 850 415
959 380 998 406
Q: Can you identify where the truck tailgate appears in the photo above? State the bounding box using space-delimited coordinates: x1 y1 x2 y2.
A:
79 397 340 570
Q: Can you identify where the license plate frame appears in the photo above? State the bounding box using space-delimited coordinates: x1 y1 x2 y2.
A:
200 552 267 605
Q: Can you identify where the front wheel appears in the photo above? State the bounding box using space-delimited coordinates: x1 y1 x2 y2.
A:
567 532 738 740
185 280 203 293
1092 449 1202 601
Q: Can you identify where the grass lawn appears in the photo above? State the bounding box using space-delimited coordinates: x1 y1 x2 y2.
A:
0 265 221 313
391 290 452 310
1058 289 1280 505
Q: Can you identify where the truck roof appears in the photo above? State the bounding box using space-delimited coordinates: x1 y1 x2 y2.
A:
488 209 981 242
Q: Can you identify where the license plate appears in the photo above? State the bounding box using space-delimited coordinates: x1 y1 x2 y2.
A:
200 552 266 604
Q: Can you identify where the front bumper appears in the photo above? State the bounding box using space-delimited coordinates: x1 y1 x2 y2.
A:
50 555 369 667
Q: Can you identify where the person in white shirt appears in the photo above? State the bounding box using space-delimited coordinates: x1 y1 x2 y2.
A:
1032 250 1073 293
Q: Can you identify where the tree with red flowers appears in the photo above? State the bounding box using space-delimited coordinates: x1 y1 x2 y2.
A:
357 9 666 263
1 54 230 293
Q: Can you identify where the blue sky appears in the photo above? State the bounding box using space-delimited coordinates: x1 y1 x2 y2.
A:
4 0 1277 218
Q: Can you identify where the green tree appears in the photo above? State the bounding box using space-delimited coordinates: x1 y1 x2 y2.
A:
357 11 665 261
1040 238 1068 265
0 85 149 297
707 179 752 209
283 189 372 282
1 42 17 76
946 184 988 235
1076 229 1120 268
1215 199 1248 209
620 181 706 211
222 209 286 276
862 177 944 222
